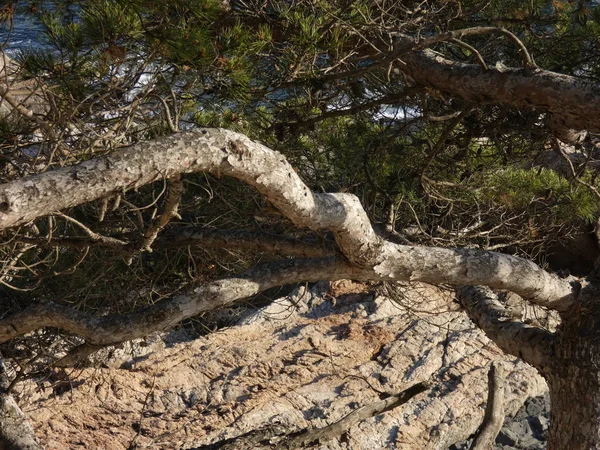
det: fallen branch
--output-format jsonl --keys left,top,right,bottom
{"left": 469, "top": 362, "right": 506, "bottom": 450}
{"left": 279, "top": 382, "right": 430, "bottom": 449}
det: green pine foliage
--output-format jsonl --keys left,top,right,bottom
{"left": 2, "top": 0, "right": 600, "bottom": 318}
{"left": 485, "top": 168, "right": 599, "bottom": 222}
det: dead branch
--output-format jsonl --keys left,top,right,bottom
{"left": 469, "top": 361, "right": 506, "bottom": 450}
{"left": 279, "top": 382, "right": 430, "bottom": 449}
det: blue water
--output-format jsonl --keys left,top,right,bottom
{"left": 0, "top": 4, "right": 61, "bottom": 56}
{"left": 1, "top": 20, "right": 46, "bottom": 55}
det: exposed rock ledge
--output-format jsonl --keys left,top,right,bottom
{"left": 16, "top": 281, "right": 546, "bottom": 449}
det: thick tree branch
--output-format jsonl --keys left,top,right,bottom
{"left": 0, "top": 129, "right": 383, "bottom": 267}
{"left": 0, "top": 252, "right": 575, "bottom": 348}
{"left": 155, "top": 228, "right": 336, "bottom": 258}
{"left": 0, "top": 257, "right": 363, "bottom": 345}
{"left": 0, "top": 129, "right": 578, "bottom": 310}
{"left": 398, "top": 49, "right": 600, "bottom": 135}
{"left": 457, "top": 286, "right": 555, "bottom": 369}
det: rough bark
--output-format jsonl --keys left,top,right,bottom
{"left": 154, "top": 228, "right": 336, "bottom": 258}
{"left": 0, "top": 250, "right": 575, "bottom": 346}
{"left": 398, "top": 48, "right": 600, "bottom": 135}
{"left": 0, "top": 128, "right": 581, "bottom": 348}
{"left": 0, "top": 128, "right": 578, "bottom": 311}
{"left": 0, "top": 359, "right": 44, "bottom": 450}
{"left": 0, "top": 257, "right": 363, "bottom": 345}
{"left": 458, "top": 286, "right": 556, "bottom": 369}
{"left": 544, "top": 282, "right": 600, "bottom": 450}
{"left": 0, "top": 392, "right": 45, "bottom": 450}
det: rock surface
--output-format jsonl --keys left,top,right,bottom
{"left": 16, "top": 281, "right": 547, "bottom": 449}
{"left": 450, "top": 393, "right": 550, "bottom": 450}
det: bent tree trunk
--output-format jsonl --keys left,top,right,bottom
{"left": 547, "top": 283, "right": 600, "bottom": 450}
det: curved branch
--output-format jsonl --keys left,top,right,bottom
{"left": 420, "top": 27, "right": 535, "bottom": 68}
{"left": 0, "top": 257, "right": 363, "bottom": 345}
{"left": 457, "top": 285, "right": 555, "bottom": 369}
{"left": 0, "top": 128, "right": 578, "bottom": 310}
{"left": 0, "top": 250, "right": 576, "bottom": 347}
{"left": 0, "top": 129, "right": 383, "bottom": 267}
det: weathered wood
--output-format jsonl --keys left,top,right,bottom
{"left": 0, "top": 129, "right": 578, "bottom": 311}
{"left": 469, "top": 362, "right": 506, "bottom": 450}
{"left": 458, "top": 286, "right": 556, "bottom": 369}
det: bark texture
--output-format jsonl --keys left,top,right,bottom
{"left": 0, "top": 128, "right": 577, "bottom": 312}
{"left": 458, "top": 286, "right": 555, "bottom": 370}
{"left": 0, "top": 250, "right": 576, "bottom": 346}
{"left": 545, "top": 282, "right": 600, "bottom": 450}
{"left": 399, "top": 48, "right": 600, "bottom": 135}
{"left": 0, "top": 392, "right": 45, "bottom": 450}
{"left": 0, "top": 360, "right": 44, "bottom": 450}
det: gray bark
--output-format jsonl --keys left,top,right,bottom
{"left": 0, "top": 252, "right": 575, "bottom": 346}
{"left": 0, "top": 359, "right": 44, "bottom": 450}
{"left": 0, "top": 128, "right": 581, "bottom": 347}
{"left": 0, "top": 393, "right": 45, "bottom": 450}
{"left": 458, "top": 286, "right": 556, "bottom": 369}
{"left": 0, "top": 129, "right": 577, "bottom": 310}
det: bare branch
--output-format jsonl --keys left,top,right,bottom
{"left": 399, "top": 49, "right": 599, "bottom": 134}
{"left": 135, "top": 176, "right": 184, "bottom": 253}
{"left": 469, "top": 362, "right": 506, "bottom": 450}
{"left": 54, "top": 212, "right": 128, "bottom": 248}
{"left": 0, "top": 129, "right": 578, "bottom": 310}
{"left": 457, "top": 286, "right": 555, "bottom": 369}
{"left": 0, "top": 129, "right": 384, "bottom": 267}
{"left": 155, "top": 228, "right": 336, "bottom": 258}
{"left": 0, "top": 257, "right": 363, "bottom": 345}
{"left": 278, "top": 382, "right": 429, "bottom": 449}
{"left": 416, "top": 27, "right": 535, "bottom": 68}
